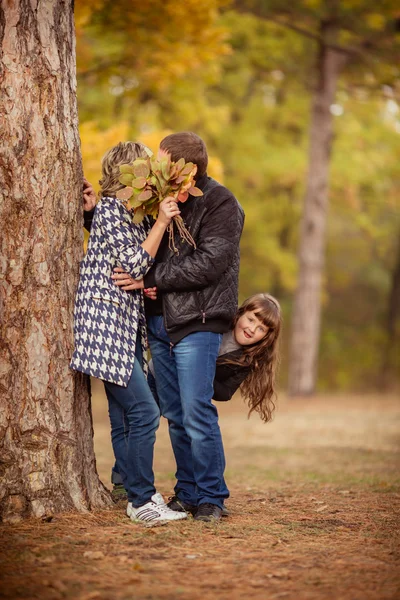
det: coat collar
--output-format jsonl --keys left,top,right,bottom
{"left": 195, "top": 173, "right": 208, "bottom": 191}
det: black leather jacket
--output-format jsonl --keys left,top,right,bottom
{"left": 144, "top": 174, "right": 245, "bottom": 343}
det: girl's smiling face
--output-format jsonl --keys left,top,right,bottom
{"left": 234, "top": 310, "right": 269, "bottom": 346}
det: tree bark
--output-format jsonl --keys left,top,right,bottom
{"left": 288, "top": 24, "right": 346, "bottom": 396}
{"left": 0, "top": 0, "right": 111, "bottom": 522}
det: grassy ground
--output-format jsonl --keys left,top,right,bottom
{"left": 1, "top": 385, "right": 399, "bottom": 600}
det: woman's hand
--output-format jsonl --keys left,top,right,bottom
{"left": 112, "top": 267, "right": 144, "bottom": 291}
{"left": 157, "top": 197, "right": 180, "bottom": 226}
{"left": 83, "top": 177, "right": 97, "bottom": 211}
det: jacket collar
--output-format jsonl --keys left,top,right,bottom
{"left": 195, "top": 173, "right": 208, "bottom": 191}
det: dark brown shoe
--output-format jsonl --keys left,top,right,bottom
{"left": 167, "top": 495, "right": 197, "bottom": 516}
{"left": 194, "top": 503, "right": 222, "bottom": 522}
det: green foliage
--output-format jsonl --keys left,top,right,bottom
{"left": 76, "top": 1, "right": 400, "bottom": 391}
{"left": 75, "top": 0, "right": 230, "bottom": 126}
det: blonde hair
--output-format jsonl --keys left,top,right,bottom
{"left": 99, "top": 141, "right": 151, "bottom": 198}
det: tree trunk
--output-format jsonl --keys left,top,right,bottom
{"left": 0, "top": 0, "right": 111, "bottom": 522}
{"left": 381, "top": 233, "right": 400, "bottom": 388}
{"left": 288, "top": 25, "right": 345, "bottom": 396}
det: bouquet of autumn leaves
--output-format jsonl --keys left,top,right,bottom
{"left": 116, "top": 150, "right": 203, "bottom": 253}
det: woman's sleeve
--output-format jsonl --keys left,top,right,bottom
{"left": 96, "top": 199, "right": 155, "bottom": 279}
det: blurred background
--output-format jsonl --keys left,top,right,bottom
{"left": 75, "top": 1, "right": 400, "bottom": 395}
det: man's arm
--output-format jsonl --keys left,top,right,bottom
{"left": 84, "top": 209, "right": 95, "bottom": 232}
{"left": 144, "top": 192, "right": 244, "bottom": 292}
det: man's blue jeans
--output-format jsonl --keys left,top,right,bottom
{"left": 147, "top": 315, "right": 229, "bottom": 509}
{"left": 103, "top": 338, "right": 160, "bottom": 507}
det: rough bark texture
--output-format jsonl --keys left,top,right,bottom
{"left": 0, "top": 0, "right": 111, "bottom": 522}
{"left": 288, "top": 24, "right": 346, "bottom": 396}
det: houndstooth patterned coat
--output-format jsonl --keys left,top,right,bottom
{"left": 70, "top": 196, "right": 154, "bottom": 386}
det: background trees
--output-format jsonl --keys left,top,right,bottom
{"left": 76, "top": 0, "right": 400, "bottom": 394}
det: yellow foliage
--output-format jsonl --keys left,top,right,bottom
{"left": 74, "top": 1, "right": 105, "bottom": 29}
{"left": 365, "top": 13, "right": 386, "bottom": 30}
{"left": 80, "top": 121, "right": 130, "bottom": 194}
{"left": 76, "top": 0, "right": 230, "bottom": 91}
{"left": 207, "top": 156, "right": 224, "bottom": 183}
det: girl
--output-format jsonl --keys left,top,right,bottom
{"left": 71, "top": 141, "right": 186, "bottom": 524}
{"left": 213, "top": 292, "right": 281, "bottom": 421}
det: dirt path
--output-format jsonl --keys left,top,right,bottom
{"left": 1, "top": 391, "right": 399, "bottom": 600}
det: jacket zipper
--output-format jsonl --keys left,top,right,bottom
{"left": 161, "top": 295, "right": 174, "bottom": 354}
{"left": 202, "top": 311, "right": 206, "bottom": 324}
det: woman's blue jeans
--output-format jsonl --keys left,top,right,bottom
{"left": 103, "top": 338, "right": 160, "bottom": 508}
{"left": 147, "top": 315, "right": 229, "bottom": 509}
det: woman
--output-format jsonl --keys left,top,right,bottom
{"left": 71, "top": 141, "right": 185, "bottom": 524}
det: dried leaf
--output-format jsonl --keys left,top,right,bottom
{"left": 138, "top": 189, "right": 153, "bottom": 202}
{"left": 148, "top": 206, "right": 159, "bottom": 218}
{"left": 83, "top": 551, "right": 104, "bottom": 560}
{"left": 116, "top": 187, "right": 133, "bottom": 201}
{"left": 132, "top": 208, "right": 145, "bottom": 223}
{"left": 133, "top": 161, "right": 150, "bottom": 178}
{"left": 175, "top": 157, "right": 185, "bottom": 171}
{"left": 80, "top": 592, "right": 102, "bottom": 600}
{"left": 120, "top": 164, "right": 135, "bottom": 174}
{"left": 188, "top": 186, "right": 203, "bottom": 197}
{"left": 132, "top": 177, "right": 147, "bottom": 189}
{"left": 178, "top": 191, "right": 189, "bottom": 203}
{"left": 119, "top": 174, "right": 134, "bottom": 186}
{"left": 181, "top": 162, "right": 194, "bottom": 175}
{"left": 156, "top": 148, "right": 170, "bottom": 162}
{"left": 161, "top": 159, "right": 171, "bottom": 180}
{"left": 127, "top": 197, "right": 144, "bottom": 210}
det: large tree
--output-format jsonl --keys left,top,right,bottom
{"left": 0, "top": 0, "right": 110, "bottom": 522}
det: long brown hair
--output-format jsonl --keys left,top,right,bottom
{"left": 223, "top": 293, "right": 282, "bottom": 423}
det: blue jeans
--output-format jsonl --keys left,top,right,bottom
{"left": 147, "top": 315, "right": 229, "bottom": 509}
{"left": 103, "top": 338, "right": 160, "bottom": 507}
{"left": 111, "top": 369, "right": 160, "bottom": 488}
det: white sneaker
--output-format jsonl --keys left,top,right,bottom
{"left": 127, "top": 492, "right": 187, "bottom": 523}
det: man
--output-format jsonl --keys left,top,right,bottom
{"left": 112, "top": 132, "right": 244, "bottom": 521}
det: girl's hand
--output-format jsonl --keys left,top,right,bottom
{"left": 112, "top": 267, "right": 144, "bottom": 291}
{"left": 157, "top": 197, "right": 180, "bottom": 226}
{"left": 144, "top": 286, "right": 158, "bottom": 300}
